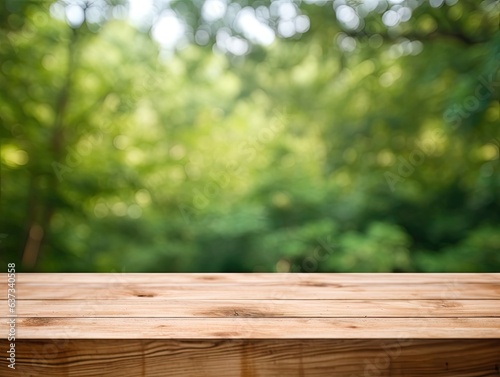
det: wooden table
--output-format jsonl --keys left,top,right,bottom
{"left": 1, "top": 273, "right": 500, "bottom": 376}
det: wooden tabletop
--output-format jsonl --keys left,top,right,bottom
{"left": 1, "top": 273, "right": 499, "bottom": 339}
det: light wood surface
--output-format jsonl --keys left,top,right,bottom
{"left": 3, "top": 317, "right": 499, "bottom": 339}
{"left": 8, "top": 284, "right": 500, "bottom": 299}
{"left": 1, "top": 273, "right": 499, "bottom": 376}
{"left": 7, "top": 299, "right": 500, "bottom": 317}
{"left": 1, "top": 339, "right": 499, "bottom": 377}
{"left": 5, "top": 275, "right": 500, "bottom": 299}
{"left": 3, "top": 272, "right": 499, "bottom": 284}
{"left": 1, "top": 273, "right": 499, "bottom": 338}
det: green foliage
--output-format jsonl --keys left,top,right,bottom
{"left": 0, "top": 0, "right": 499, "bottom": 272}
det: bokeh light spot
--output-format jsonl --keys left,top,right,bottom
{"left": 112, "top": 202, "right": 128, "bottom": 217}
{"left": 480, "top": 144, "right": 499, "bottom": 161}
{"left": 113, "top": 135, "right": 129, "bottom": 150}
{"left": 128, "top": 204, "right": 142, "bottom": 219}
{"left": 202, "top": 0, "right": 227, "bottom": 22}
{"left": 65, "top": 4, "right": 85, "bottom": 28}
{"left": 382, "top": 10, "right": 400, "bottom": 27}
{"left": 170, "top": 144, "right": 186, "bottom": 160}
{"left": 1, "top": 146, "right": 29, "bottom": 167}
{"left": 135, "top": 189, "right": 151, "bottom": 206}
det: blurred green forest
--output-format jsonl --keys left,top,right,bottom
{"left": 0, "top": 0, "right": 499, "bottom": 272}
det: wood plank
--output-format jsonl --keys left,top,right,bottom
{"left": 10, "top": 281, "right": 500, "bottom": 299}
{"left": 2, "top": 299, "right": 499, "bottom": 318}
{"left": 1, "top": 273, "right": 499, "bottom": 375}
{"left": 4, "top": 272, "right": 499, "bottom": 284}
{"left": 1, "top": 339, "right": 499, "bottom": 377}
{"left": 3, "top": 317, "right": 500, "bottom": 339}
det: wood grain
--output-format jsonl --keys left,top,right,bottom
{"left": 8, "top": 281, "right": 500, "bottom": 300}
{"left": 1, "top": 317, "right": 499, "bottom": 339}
{"left": 0, "top": 339, "right": 499, "bottom": 377}
{"left": 2, "top": 299, "right": 499, "bottom": 318}
{"left": 3, "top": 272, "right": 499, "bottom": 284}
{"left": 1, "top": 273, "right": 499, "bottom": 376}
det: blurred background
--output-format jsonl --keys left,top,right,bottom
{"left": 0, "top": 0, "right": 498, "bottom": 272}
